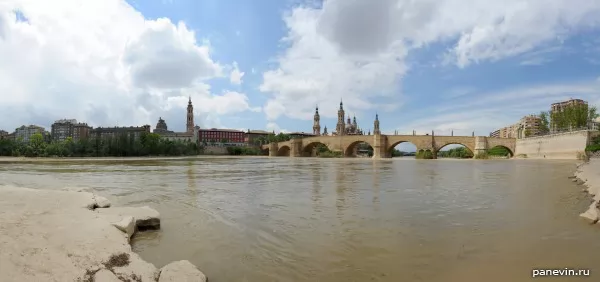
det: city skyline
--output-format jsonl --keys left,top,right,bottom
{"left": 1, "top": 0, "right": 600, "bottom": 141}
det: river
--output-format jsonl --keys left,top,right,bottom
{"left": 1, "top": 157, "right": 599, "bottom": 282}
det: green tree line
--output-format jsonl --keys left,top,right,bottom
{"left": 437, "top": 147, "right": 473, "bottom": 158}
{"left": 538, "top": 103, "right": 598, "bottom": 133}
{"left": 249, "top": 133, "right": 292, "bottom": 146}
{"left": 0, "top": 132, "right": 200, "bottom": 157}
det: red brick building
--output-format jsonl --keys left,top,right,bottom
{"left": 199, "top": 128, "right": 245, "bottom": 145}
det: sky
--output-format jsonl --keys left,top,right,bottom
{"left": 1, "top": 0, "right": 600, "bottom": 152}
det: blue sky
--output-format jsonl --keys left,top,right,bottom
{"left": 1, "top": 0, "right": 600, "bottom": 152}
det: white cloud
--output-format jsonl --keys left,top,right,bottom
{"left": 229, "top": 61, "right": 245, "bottom": 85}
{"left": 0, "top": 0, "right": 254, "bottom": 131}
{"left": 261, "top": 0, "right": 600, "bottom": 122}
{"left": 260, "top": 5, "right": 407, "bottom": 122}
{"left": 266, "top": 122, "right": 287, "bottom": 133}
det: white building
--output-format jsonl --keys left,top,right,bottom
{"left": 14, "top": 125, "right": 47, "bottom": 143}
{"left": 592, "top": 117, "right": 600, "bottom": 131}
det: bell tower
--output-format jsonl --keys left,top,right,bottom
{"left": 186, "top": 96, "right": 194, "bottom": 133}
{"left": 313, "top": 106, "right": 321, "bottom": 136}
{"left": 336, "top": 99, "right": 345, "bottom": 136}
{"left": 373, "top": 113, "right": 381, "bottom": 135}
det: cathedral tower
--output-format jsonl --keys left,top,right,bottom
{"left": 186, "top": 96, "right": 194, "bottom": 134}
{"left": 336, "top": 100, "right": 345, "bottom": 136}
{"left": 313, "top": 106, "right": 321, "bottom": 136}
{"left": 373, "top": 113, "right": 381, "bottom": 135}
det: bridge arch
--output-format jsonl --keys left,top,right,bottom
{"left": 387, "top": 141, "right": 418, "bottom": 158}
{"left": 277, "top": 145, "right": 291, "bottom": 156}
{"left": 302, "top": 141, "right": 332, "bottom": 157}
{"left": 344, "top": 140, "right": 374, "bottom": 157}
{"left": 487, "top": 145, "right": 514, "bottom": 157}
{"left": 435, "top": 143, "right": 473, "bottom": 158}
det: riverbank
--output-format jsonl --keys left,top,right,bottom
{"left": 576, "top": 159, "right": 600, "bottom": 224}
{"left": 0, "top": 185, "right": 207, "bottom": 282}
{"left": 0, "top": 155, "right": 270, "bottom": 163}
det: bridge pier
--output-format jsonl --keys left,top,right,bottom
{"left": 473, "top": 136, "right": 488, "bottom": 158}
{"left": 268, "top": 143, "right": 278, "bottom": 157}
{"left": 290, "top": 138, "right": 303, "bottom": 157}
{"left": 371, "top": 134, "right": 389, "bottom": 159}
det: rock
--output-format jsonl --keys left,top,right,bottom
{"left": 568, "top": 175, "right": 577, "bottom": 179}
{"left": 572, "top": 178, "right": 578, "bottom": 182}
{"left": 159, "top": 260, "right": 207, "bottom": 282}
{"left": 98, "top": 206, "right": 160, "bottom": 229}
{"left": 99, "top": 215, "right": 136, "bottom": 240}
{"left": 580, "top": 203, "right": 600, "bottom": 224}
{"left": 109, "top": 252, "right": 159, "bottom": 282}
{"left": 95, "top": 196, "right": 112, "bottom": 208}
{"left": 94, "top": 269, "right": 121, "bottom": 282}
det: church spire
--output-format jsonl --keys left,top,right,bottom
{"left": 313, "top": 105, "right": 321, "bottom": 136}
{"left": 373, "top": 112, "right": 381, "bottom": 135}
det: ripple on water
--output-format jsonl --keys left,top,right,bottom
{"left": 2, "top": 158, "right": 599, "bottom": 282}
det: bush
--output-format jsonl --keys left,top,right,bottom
{"left": 318, "top": 151, "right": 343, "bottom": 158}
{"left": 474, "top": 152, "right": 490, "bottom": 159}
{"left": 585, "top": 144, "right": 600, "bottom": 152}
{"left": 226, "top": 146, "right": 264, "bottom": 156}
{"left": 415, "top": 150, "right": 434, "bottom": 159}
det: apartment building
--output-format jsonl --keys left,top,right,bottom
{"left": 489, "top": 129, "right": 500, "bottom": 138}
{"left": 90, "top": 125, "right": 151, "bottom": 140}
{"left": 550, "top": 98, "right": 589, "bottom": 132}
{"left": 518, "top": 115, "right": 542, "bottom": 136}
{"left": 550, "top": 98, "right": 587, "bottom": 113}
{"left": 14, "top": 125, "right": 47, "bottom": 143}
{"left": 51, "top": 119, "right": 92, "bottom": 142}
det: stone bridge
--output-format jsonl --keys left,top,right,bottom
{"left": 261, "top": 134, "right": 516, "bottom": 159}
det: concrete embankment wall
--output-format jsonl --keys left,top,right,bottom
{"left": 515, "top": 130, "right": 592, "bottom": 159}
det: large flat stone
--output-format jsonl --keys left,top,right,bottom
{"left": 0, "top": 186, "right": 159, "bottom": 282}
{"left": 97, "top": 206, "right": 161, "bottom": 229}
{"left": 579, "top": 203, "right": 600, "bottom": 224}
{"left": 159, "top": 260, "right": 207, "bottom": 282}
{"left": 99, "top": 214, "right": 136, "bottom": 240}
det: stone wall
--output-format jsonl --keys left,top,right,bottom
{"left": 515, "top": 130, "right": 592, "bottom": 159}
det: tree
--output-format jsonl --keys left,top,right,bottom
{"left": 538, "top": 111, "right": 550, "bottom": 134}
{"left": 589, "top": 105, "right": 599, "bottom": 124}
{"left": 524, "top": 128, "right": 531, "bottom": 137}
{"left": 550, "top": 103, "right": 595, "bottom": 131}
{"left": 0, "top": 133, "right": 201, "bottom": 158}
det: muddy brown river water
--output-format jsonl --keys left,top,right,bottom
{"left": 1, "top": 157, "right": 598, "bottom": 282}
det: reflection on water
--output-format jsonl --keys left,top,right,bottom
{"left": 1, "top": 157, "right": 600, "bottom": 282}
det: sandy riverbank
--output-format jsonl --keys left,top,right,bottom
{"left": 0, "top": 185, "right": 207, "bottom": 282}
{"left": 575, "top": 159, "right": 600, "bottom": 224}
